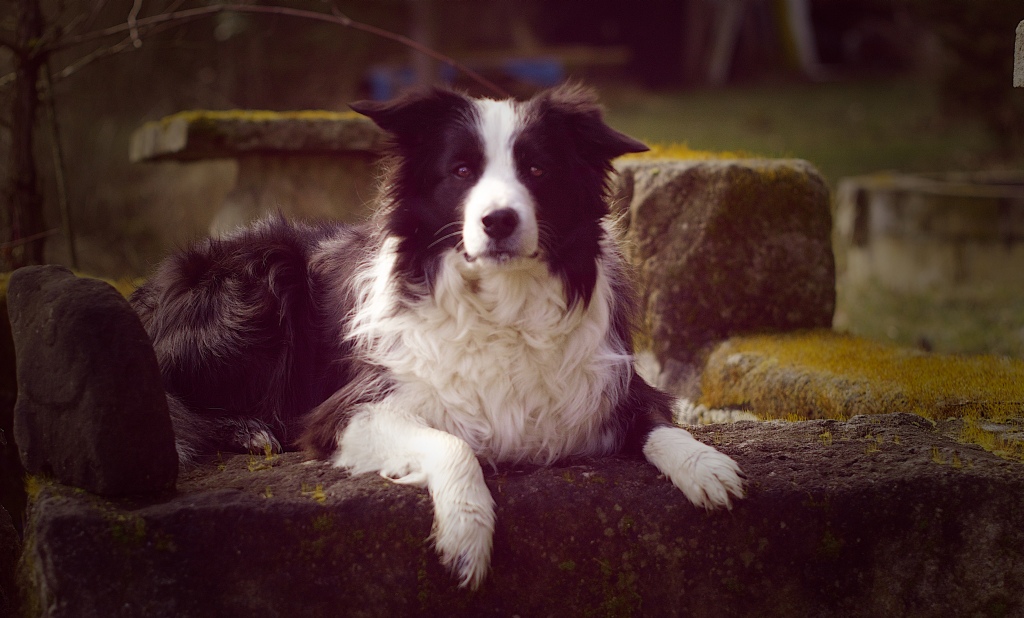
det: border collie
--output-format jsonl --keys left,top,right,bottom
{"left": 130, "top": 83, "right": 745, "bottom": 589}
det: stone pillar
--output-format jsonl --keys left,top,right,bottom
{"left": 614, "top": 158, "right": 835, "bottom": 390}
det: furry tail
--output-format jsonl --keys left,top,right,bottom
{"left": 129, "top": 217, "right": 338, "bottom": 465}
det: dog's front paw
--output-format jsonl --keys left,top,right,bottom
{"left": 643, "top": 425, "right": 745, "bottom": 510}
{"left": 233, "top": 419, "right": 282, "bottom": 455}
{"left": 428, "top": 461, "right": 496, "bottom": 589}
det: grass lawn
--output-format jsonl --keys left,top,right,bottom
{"left": 600, "top": 77, "right": 1021, "bottom": 186}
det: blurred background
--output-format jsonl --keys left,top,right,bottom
{"left": 1, "top": 0, "right": 1023, "bottom": 356}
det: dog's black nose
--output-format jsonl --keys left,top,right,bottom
{"left": 482, "top": 208, "right": 519, "bottom": 240}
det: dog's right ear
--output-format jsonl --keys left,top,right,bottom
{"left": 350, "top": 87, "right": 472, "bottom": 144}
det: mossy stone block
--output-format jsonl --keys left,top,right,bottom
{"left": 614, "top": 158, "right": 835, "bottom": 366}
{"left": 8, "top": 265, "right": 177, "bottom": 496}
{"left": 129, "top": 110, "right": 384, "bottom": 162}
{"left": 700, "top": 330, "right": 1024, "bottom": 459}
{"left": 19, "top": 417, "right": 1024, "bottom": 617}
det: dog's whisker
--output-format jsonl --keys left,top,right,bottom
{"left": 427, "top": 230, "right": 463, "bottom": 250}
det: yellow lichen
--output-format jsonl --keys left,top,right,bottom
{"left": 301, "top": 482, "right": 327, "bottom": 504}
{"left": 959, "top": 417, "right": 1024, "bottom": 462}
{"left": 700, "top": 330, "right": 1024, "bottom": 460}
{"left": 159, "top": 109, "right": 365, "bottom": 128}
{"left": 1, "top": 270, "right": 138, "bottom": 299}
{"left": 24, "top": 475, "right": 45, "bottom": 500}
{"left": 701, "top": 330, "right": 1024, "bottom": 423}
{"left": 619, "top": 142, "right": 757, "bottom": 161}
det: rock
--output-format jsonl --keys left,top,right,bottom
{"left": 1015, "top": 20, "right": 1023, "bottom": 88}
{"left": 8, "top": 266, "right": 177, "bottom": 496}
{"left": 18, "top": 414, "right": 1024, "bottom": 617}
{"left": 128, "top": 110, "right": 385, "bottom": 162}
{"left": 699, "top": 331, "right": 1024, "bottom": 459}
{"left": 1, "top": 273, "right": 26, "bottom": 535}
{"left": 1, "top": 505, "right": 19, "bottom": 617}
{"left": 130, "top": 110, "right": 387, "bottom": 235}
{"left": 700, "top": 330, "right": 1024, "bottom": 418}
{"left": 832, "top": 171, "right": 1024, "bottom": 356}
{"left": 614, "top": 158, "right": 835, "bottom": 370}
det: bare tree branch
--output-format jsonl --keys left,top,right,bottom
{"left": 0, "top": 229, "right": 59, "bottom": 251}
{"left": 127, "top": 0, "right": 144, "bottom": 49}
{"left": 40, "top": 62, "right": 78, "bottom": 269}
{"left": 51, "top": 35, "right": 136, "bottom": 81}
{"left": 49, "top": 3, "right": 510, "bottom": 98}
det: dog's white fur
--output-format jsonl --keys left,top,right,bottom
{"left": 462, "top": 99, "right": 540, "bottom": 260}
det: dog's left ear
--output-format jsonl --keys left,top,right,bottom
{"left": 531, "top": 83, "right": 649, "bottom": 161}
{"left": 350, "top": 87, "right": 471, "bottom": 146}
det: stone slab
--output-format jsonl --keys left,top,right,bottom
{"left": 129, "top": 110, "right": 386, "bottom": 162}
{"left": 19, "top": 414, "right": 1024, "bottom": 617}
{"left": 701, "top": 331, "right": 1024, "bottom": 419}
{"left": 699, "top": 331, "right": 1024, "bottom": 460}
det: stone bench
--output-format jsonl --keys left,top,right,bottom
{"left": 130, "top": 110, "right": 386, "bottom": 236}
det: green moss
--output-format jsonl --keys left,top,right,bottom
{"left": 702, "top": 330, "right": 1024, "bottom": 460}
{"left": 959, "top": 418, "right": 1024, "bottom": 462}
{"left": 159, "top": 109, "right": 364, "bottom": 128}
{"left": 300, "top": 482, "right": 327, "bottom": 504}
{"left": 109, "top": 513, "right": 147, "bottom": 547}
{"left": 312, "top": 513, "right": 334, "bottom": 533}
{"left": 702, "top": 330, "right": 1024, "bottom": 422}
{"left": 592, "top": 556, "right": 642, "bottom": 618}
{"left": 818, "top": 529, "right": 844, "bottom": 560}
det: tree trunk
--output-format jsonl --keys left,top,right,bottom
{"left": 3, "top": 0, "right": 46, "bottom": 270}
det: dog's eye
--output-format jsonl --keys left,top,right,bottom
{"left": 453, "top": 165, "right": 472, "bottom": 179}
{"left": 529, "top": 166, "right": 545, "bottom": 178}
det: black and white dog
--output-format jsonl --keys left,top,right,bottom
{"left": 130, "top": 83, "right": 744, "bottom": 588}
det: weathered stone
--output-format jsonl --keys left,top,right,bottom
{"left": 1015, "top": 20, "right": 1024, "bottom": 88}
{"left": 699, "top": 331, "right": 1024, "bottom": 458}
{"left": 0, "top": 506, "right": 19, "bottom": 618}
{"left": 614, "top": 158, "right": 835, "bottom": 368}
{"left": 131, "top": 110, "right": 387, "bottom": 235}
{"left": 129, "top": 110, "right": 385, "bottom": 162}
{"left": 830, "top": 138, "right": 1024, "bottom": 357}
{"left": 1, "top": 273, "right": 25, "bottom": 535}
{"left": 8, "top": 266, "right": 177, "bottom": 496}
{"left": 19, "top": 414, "right": 1024, "bottom": 617}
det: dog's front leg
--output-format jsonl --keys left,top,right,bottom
{"left": 624, "top": 374, "right": 746, "bottom": 510}
{"left": 332, "top": 404, "right": 495, "bottom": 589}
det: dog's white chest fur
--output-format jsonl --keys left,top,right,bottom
{"left": 350, "top": 246, "right": 629, "bottom": 464}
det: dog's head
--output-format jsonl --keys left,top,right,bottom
{"left": 351, "top": 83, "right": 647, "bottom": 306}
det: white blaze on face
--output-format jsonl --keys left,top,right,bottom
{"left": 461, "top": 99, "right": 539, "bottom": 262}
